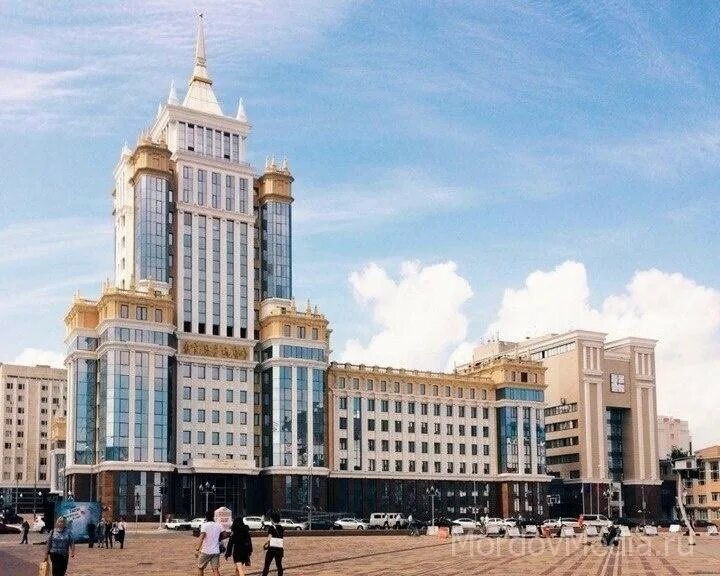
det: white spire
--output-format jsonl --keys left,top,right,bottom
{"left": 236, "top": 98, "right": 247, "bottom": 122}
{"left": 281, "top": 156, "right": 289, "bottom": 170}
{"left": 168, "top": 79, "right": 179, "bottom": 105}
{"left": 265, "top": 155, "right": 271, "bottom": 169}
{"left": 156, "top": 102, "right": 163, "bottom": 118}
{"left": 183, "top": 14, "right": 222, "bottom": 115}
{"left": 121, "top": 141, "right": 131, "bottom": 156}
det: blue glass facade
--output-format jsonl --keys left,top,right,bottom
{"left": 497, "top": 406, "right": 518, "bottom": 473}
{"left": 134, "top": 352, "right": 149, "bottom": 461}
{"left": 260, "top": 201, "right": 292, "bottom": 299}
{"left": 73, "top": 359, "right": 97, "bottom": 464}
{"left": 104, "top": 350, "right": 130, "bottom": 461}
{"left": 496, "top": 387, "right": 544, "bottom": 402}
{"left": 134, "top": 174, "right": 170, "bottom": 283}
{"left": 535, "top": 408, "right": 546, "bottom": 474}
{"left": 605, "top": 408, "right": 624, "bottom": 481}
{"left": 297, "top": 367, "right": 308, "bottom": 466}
{"left": 153, "top": 354, "right": 169, "bottom": 462}
{"left": 312, "top": 369, "right": 325, "bottom": 467}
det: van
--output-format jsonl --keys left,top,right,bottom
{"left": 369, "top": 512, "right": 409, "bottom": 529}
{"left": 582, "top": 514, "right": 612, "bottom": 529}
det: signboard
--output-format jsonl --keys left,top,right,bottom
{"left": 54, "top": 501, "right": 101, "bottom": 542}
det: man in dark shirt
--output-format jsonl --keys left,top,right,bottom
{"left": 20, "top": 519, "right": 30, "bottom": 544}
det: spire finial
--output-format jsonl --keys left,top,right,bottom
{"left": 168, "top": 79, "right": 179, "bottom": 104}
{"left": 282, "top": 156, "right": 289, "bottom": 171}
{"left": 195, "top": 13, "right": 206, "bottom": 65}
{"left": 236, "top": 98, "right": 247, "bottom": 122}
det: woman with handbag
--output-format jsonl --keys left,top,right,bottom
{"left": 225, "top": 517, "right": 253, "bottom": 576}
{"left": 43, "top": 517, "right": 75, "bottom": 576}
{"left": 261, "top": 511, "right": 284, "bottom": 576}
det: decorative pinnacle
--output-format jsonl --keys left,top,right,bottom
{"left": 168, "top": 79, "right": 179, "bottom": 104}
{"left": 236, "top": 98, "right": 247, "bottom": 122}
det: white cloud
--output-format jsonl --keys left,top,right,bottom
{"left": 340, "top": 261, "right": 473, "bottom": 371}
{"left": 12, "top": 348, "right": 65, "bottom": 369}
{"left": 473, "top": 261, "right": 720, "bottom": 448}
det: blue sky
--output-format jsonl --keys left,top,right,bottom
{"left": 1, "top": 1, "right": 719, "bottom": 444}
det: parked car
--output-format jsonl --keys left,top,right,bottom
{"left": 279, "top": 518, "right": 308, "bottom": 531}
{"left": 692, "top": 519, "right": 716, "bottom": 529}
{"left": 581, "top": 514, "right": 612, "bottom": 529}
{"left": 452, "top": 518, "right": 479, "bottom": 530}
{"left": 368, "top": 512, "right": 409, "bottom": 529}
{"left": 503, "top": 518, "right": 518, "bottom": 528}
{"left": 307, "top": 519, "right": 336, "bottom": 530}
{"left": 333, "top": 518, "right": 370, "bottom": 530}
{"left": 615, "top": 517, "right": 643, "bottom": 530}
{"left": 482, "top": 517, "right": 505, "bottom": 527}
{"left": 0, "top": 523, "right": 22, "bottom": 534}
{"left": 189, "top": 517, "right": 206, "bottom": 530}
{"left": 164, "top": 518, "right": 191, "bottom": 530}
{"left": 243, "top": 516, "right": 266, "bottom": 530}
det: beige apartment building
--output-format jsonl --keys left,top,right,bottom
{"left": 685, "top": 445, "right": 720, "bottom": 523}
{"left": 0, "top": 363, "right": 67, "bottom": 512}
{"left": 468, "top": 331, "right": 660, "bottom": 519}
{"left": 657, "top": 416, "right": 691, "bottom": 459}
{"left": 327, "top": 356, "right": 552, "bottom": 519}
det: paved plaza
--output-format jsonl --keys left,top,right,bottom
{"left": 1, "top": 531, "right": 720, "bottom": 576}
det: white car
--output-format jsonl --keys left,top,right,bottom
{"left": 453, "top": 518, "right": 479, "bottom": 530}
{"left": 243, "top": 516, "right": 265, "bottom": 530}
{"left": 279, "top": 518, "right": 308, "bottom": 531}
{"left": 190, "top": 517, "right": 206, "bottom": 530}
{"left": 503, "top": 518, "right": 518, "bottom": 528}
{"left": 333, "top": 518, "right": 369, "bottom": 530}
{"left": 164, "top": 518, "right": 191, "bottom": 530}
{"left": 368, "top": 512, "right": 409, "bottom": 529}
{"left": 581, "top": 514, "right": 612, "bottom": 529}
{"left": 31, "top": 518, "right": 46, "bottom": 533}
{"left": 482, "top": 517, "right": 505, "bottom": 527}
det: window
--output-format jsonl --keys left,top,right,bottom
{"left": 154, "top": 309, "right": 163, "bottom": 322}
{"left": 226, "top": 389, "right": 233, "bottom": 402}
{"left": 226, "top": 433, "right": 233, "bottom": 446}
{"left": 183, "top": 386, "right": 191, "bottom": 400}
{"left": 297, "top": 326, "right": 306, "bottom": 338}
{"left": 283, "top": 325, "right": 291, "bottom": 337}
{"left": 212, "top": 366, "right": 220, "bottom": 380}
{"left": 198, "top": 388, "right": 206, "bottom": 401}
{"left": 226, "top": 411, "right": 234, "bottom": 424}
{"left": 197, "top": 409, "right": 206, "bottom": 423}
{"left": 212, "top": 432, "right": 220, "bottom": 445}
{"left": 120, "top": 304, "right": 129, "bottom": 318}
{"left": 339, "top": 397, "right": 348, "bottom": 409}
{"left": 212, "top": 410, "right": 220, "bottom": 423}
{"left": 182, "top": 409, "right": 191, "bottom": 422}
{"left": 339, "top": 417, "right": 347, "bottom": 430}
{"left": 136, "top": 306, "right": 147, "bottom": 320}
{"left": 312, "top": 328, "right": 319, "bottom": 340}
{"left": 212, "top": 388, "right": 220, "bottom": 401}
{"left": 182, "top": 430, "right": 191, "bottom": 443}
{"left": 198, "top": 431, "right": 206, "bottom": 444}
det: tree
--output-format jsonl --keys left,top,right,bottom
{"left": 670, "top": 446, "right": 690, "bottom": 460}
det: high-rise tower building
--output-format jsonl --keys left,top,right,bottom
{"left": 64, "top": 17, "right": 331, "bottom": 518}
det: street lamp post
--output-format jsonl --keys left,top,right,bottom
{"left": 426, "top": 485, "right": 440, "bottom": 527}
{"left": 472, "top": 481, "right": 478, "bottom": 524}
{"left": 198, "top": 481, "right": 216, "bottom": 515}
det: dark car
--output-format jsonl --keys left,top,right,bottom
{"left": 692, "top": 519, "right": 716, "bottom": 528}
{"left": 615, "top": 517, "right": 643, "bottom": 529}
{"left": 307, "top": 519, "right": 336, "bottom": 530}
{"left": 0, "top": 523, "right": 21, "bottom": 535}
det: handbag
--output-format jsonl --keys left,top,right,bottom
{"left": 38, "top": 561, "right": 49, "bottom": 576}
{"left": 268, "top": 537, "right": 284, "bottom": 549}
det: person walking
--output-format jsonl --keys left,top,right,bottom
{"left": 104, "top": 517, "right": 114, "bottom": 549}
{"left": 261, "top": 511, "right": 285, "bottom": 576}
{"left": 225, "top": 517, "right": 253, "bottom": 576}
{"left": 44, "top": 517, "right": 75, "bottom": 576}
{"left": 195, "top": 510, "right": 223, "bottom": 576}
{"left": 116, "top": 517, "right": 127, "bottom": 549}
{"left": 20, "top": 519, "right": 30, "bottom": 544}
{"left": 86, "top": 520, "right": 96, "bottom": 548}
{"left": 96, "top": 519, "right": 105, "bottom": 548}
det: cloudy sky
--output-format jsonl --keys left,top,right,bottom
{"left": 1, "top": 1, "right": 719, "bottom": 445}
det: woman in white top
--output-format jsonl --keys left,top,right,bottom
{"left": 116, "top": 516, "right": 127, "bottom": 549}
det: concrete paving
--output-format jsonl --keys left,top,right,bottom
{"left": 1, "top": 531, "right": 719, "bottom": 575}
